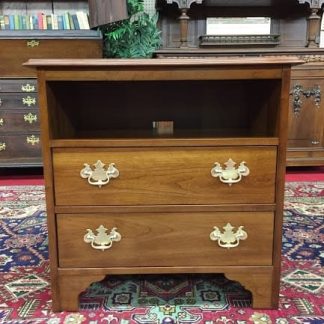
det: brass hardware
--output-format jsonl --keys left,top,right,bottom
{"left": 80, "top": 160, "right": 119, "bottom": 188}
{"left": 22, "top": 96, "right": 36, "bottom": 107}
{"left": 27, "top": 40, "right": 40, "bottom": 47}
{"left": 26, "top": 135, "right": 40, "bottom": 145}
{"left": 211, "top": 158, "right": 250, "bottom": 186}
{"left": 311, "top": 140, "right": 320, "bottom": 145}
{"left": 0, "top": 118, "right": 3, "bottom": 126}
{"left": 24, "top": 113, "right": 37, "bottom": 124}
{"left": 84, "top": 225, "right": 121, "bottom": 251}
{"left": 291, "top": 84, "right": 321, "bottom": 114}
{"left": 21, "top": 84, "right": 36, "bottom": 92}
{"left": 0, "top": 142, "right": 6, "bottom": 151}
{"left": 210, "top": 223, "right": 248, "bottom": 249}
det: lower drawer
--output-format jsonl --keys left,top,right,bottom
{"left": 0, "top": 133, "right": 41, "bottom": 159}
{"left": 57, "top": 211, "right": 274, "bottom": 268}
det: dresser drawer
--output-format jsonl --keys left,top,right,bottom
{"left": 0, "top": 93, "right": 38, "bottom": 109}
{"left": 53, "top": 147, "right": 277, "bottom": 206}
{"left": 0, "top": 110, "right": 39, "bottom": 132}
{"left": 0, "top": 134, "right": 41, "bottom": 159}
{"left": 57, "top": 211, "right": 274, "bottom": 268}
{"left": 0, "top": 79, "right": 37, "bottom": 93}
{"left": 0, "top": 39, "right": 102, "bottom": 77}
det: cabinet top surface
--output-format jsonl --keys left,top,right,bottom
{"left": 24, "top": 56, "right": 303, "bottom": 69}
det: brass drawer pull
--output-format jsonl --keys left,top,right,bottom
{"left": 210, "top": 223, "right": 248, "bottom": 249}
{"left": 84, "top": 225, "right": 121, "bottom": 251}
{"left": 26, "top": 135, "right": 40, "bottom": 145}
{"left": 0, "top": 142, "right": 6, "bottom": 151}
{"left": 80, "top": 160, "right": 119, "bottom": 188}
{"left": 0, "top": 118, "right": 3, "bottom": 126}
{"left": 211, "top": 158, "right": 250, "bottom": 186}
{"left": 27, "top": 40, "right": 40, "bottom": 47}
{"left": 21, "top": 84, "right": 36, "bottom": 92}
{"left": 24, "top": 113, "right": 38, "bottom": 124}
{"left": 22, "top": 96, "right": 36, "bottom": 107}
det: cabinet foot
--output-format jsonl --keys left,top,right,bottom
{"left": 56, "top": 273, "right": 106, "bottom": 312}
{"left": 225, "top": 269, "right": 274, "bottom": 309}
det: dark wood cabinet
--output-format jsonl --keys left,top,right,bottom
{"left": 155, "top": 0, "right": 324, "bottom": 166}
{"left": 0, "top": 1, "right": 103, "bottom": 168}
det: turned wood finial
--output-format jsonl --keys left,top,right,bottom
{"left": 298, "top": 0, "right": 324, "bottom": 47}
{"left": 166, "top": 0, "right": 203, "bottom": 48}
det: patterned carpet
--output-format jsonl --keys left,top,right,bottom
{"left": 0, "top": 182, "right": 323, "bottom": 324}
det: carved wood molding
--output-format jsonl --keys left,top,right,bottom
{"left": 300, "top": 54, "right": 324, "bottom": 61}
{"left": 166, "top": 0, "right": 203, "bottom": 9}
{"left": 298, "top": 0, "right": 324, "bottom": 9}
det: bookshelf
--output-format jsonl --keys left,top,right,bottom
{"left": 0, "top": 1, "right": 103, "bottom": 168}
{"left": 0, "top": 1, "right": 90, "bottom": 30}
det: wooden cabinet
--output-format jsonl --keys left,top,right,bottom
{"left": 25, "top": 56, "right": 301, "bottom": 311}
{"left": 288, "top": 62, "right": 324, "bottom": 166}
{"left": 155, "top": 0, "right": 324, "bottom": 166}
{"left": 0, "top": 1, "right": 103, "bottom": 167}
{"left": 0, "top": 78, "right": 41, "bottom": 166}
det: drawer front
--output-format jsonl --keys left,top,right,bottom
{"left": 0, "top": 39, "right": 102, "bottom": 77}
{"left": 0, "top": 134, "right": 41, "bottom": 159}
{"left": 0, "top": 79, "right": 37, "bottom": 93}
{"left": 0, "top": 93, "right": 38, "bottom": 109}
{"left": 0, "top": 110, "right": 39, "bottom": 132}
{"left": 57, "top": 212, "right": 274, "bottom": 268}
{"left": 53, "top": 147, "right": 277, "bottom": 206}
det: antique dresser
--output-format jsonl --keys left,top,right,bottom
{"left": 0, "top": 30, "right": 102, "bottom": 167}
{"left": 25, "top": 57, "right": 301, "bottom": 311}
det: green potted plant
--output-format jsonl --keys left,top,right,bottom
{"left": 100, "top": 0, "right": 162, "bottom": 58}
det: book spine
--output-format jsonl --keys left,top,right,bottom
{"left": 14, "top": 14, "right": 20, "bottom": 30}
{"left": 0, "top": 15, "right": 5, "bottom": 30}
{"left": 64, "top": 12, "right": 71, "bottom": 30}
{"left": 21, "top": 15, "right": 27, "bottom": 30}
{"left": 68, "top": 13, "right": 75, "bottom": 30}
{"left": 9, "top": 15, "right": 15, "bottom": 30}
{"left": 76, "top": 11, "right": 84, "bottom": 29}
{"left": 38, "top": 13, "right": 44, "bottom": 29}
{"left": 46, "top": 15, "right": 52, "bottom": 30}
{"left": 29, "top": 15, "right": 34, "bottom": 30}
{"left": 57, "top": 15, "right": 64, "bottom": 30}
{"left": 42, "top": 13, "right": 47, "bottom": 30}
{"left": 32, "top": 15, "right": 39, "bottom": 30}
{"left": 4, "top": 15, "right": 10, "bottom": 30}
{"left": 71, "top": 13, "right": 79, "bottom": 29}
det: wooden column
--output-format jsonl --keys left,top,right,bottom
{"left": 298, "top": 0, "right": 324, "bottom": 47}
{"left": 166, "top": 0, "right": 202, "bottom": 48}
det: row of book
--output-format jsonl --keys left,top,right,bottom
{"left": 0, "top": 12, "right": 90, "bottom": 30}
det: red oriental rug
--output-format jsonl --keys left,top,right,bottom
{"left": 0, "top": 182, "right": 323, "bottom": 324}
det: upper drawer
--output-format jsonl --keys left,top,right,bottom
{"left": 0, "top": 93, "right": 38, "bottom": 109}
{"left": 53, "top": 146, "right": 277, "bottom": 206}
{"left": 0, "top": 39, "right": 102, "bottom": 77}
{"left": 0, "top": 79, "right": 37, "bottom": 93}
